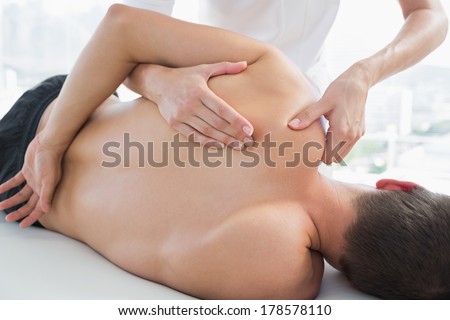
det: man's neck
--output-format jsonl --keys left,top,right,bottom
{"left": 304, "top": 175, "right": 370, "bottom": 270}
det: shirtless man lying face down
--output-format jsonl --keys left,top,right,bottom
{"left": 1, "top": 5, "right": 449, "bottom": 299}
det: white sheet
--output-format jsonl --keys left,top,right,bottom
{"left": 0, "top": 211, "right": 376, "bottom": 300}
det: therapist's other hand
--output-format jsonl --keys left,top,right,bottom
{"left": 135, "top": 62, "right": 254, "bottom": 147}
{"left": 0, "top": 134, "right": 63, "bottom": 227}
{"left": 288, "top": 65, "right": 368, "bottom": 164}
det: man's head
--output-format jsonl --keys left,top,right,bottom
{"left": 340, "top": 180, "right": 450, "bottom": 299}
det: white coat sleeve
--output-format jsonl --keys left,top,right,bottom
{"left": 122, "top": 0, "right": 175, "bottom": 16}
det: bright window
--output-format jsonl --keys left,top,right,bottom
{"left": 326, "top": 1, "right": 450, "bottom": 194}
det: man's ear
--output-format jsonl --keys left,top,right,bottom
{"left": 376, "top": 179, "right": 420, "bottom": 191}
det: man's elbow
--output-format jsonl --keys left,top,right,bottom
{"left": 103, "top": 3, "right": 131, "bottom": 33}
{"left": 106, "top": 3, "right": 129, "bottom": 20}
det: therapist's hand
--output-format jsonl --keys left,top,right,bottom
{"left": 127, "top": 62, "right": 254, "bottom": 147}
{"left": 0, "top": 134, "right": 64, "bottom": 228}
{"left": 288, "top": 64, "right": 369, "bottom": 164}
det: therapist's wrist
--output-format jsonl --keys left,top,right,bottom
{"left": 348, "top": 59, "right": 377, "bottom": 89}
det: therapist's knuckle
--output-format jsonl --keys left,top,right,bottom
{"left": 178, "top": 99, "right": 193, "bottom": 112}
{"left": 176, "top": 104, "right": 192, "bottom": 118}
{"left": 193, "top": 133, "right": 207, "bottom": 145}
{"left": 201, "top": 125, "right": 213, "bottom": 136}
{"left": 359, "top": 128, "right": 366, "bottom": 137}
{"left": 190, "top": 85, "right": 204, "bottom": 99}
{"left": 167, "top": 117, "right": 180, "bottom": 128}
{"left": 302, "top": 109, "right": 315, "bottom": 123}
{"left": 340, "top": 132, "right": 354, "bottom": 144}
{"left": 225, "top": 137, "right": 239, "bottom": 147}
{"left": 220, "top": 62, "right": 231, "bottom": 72}
{"left": 216, "top": 104, "right": 229, "bottom": 118}
{"left": 349, "top": 129, "right": 363, "bottom": 141}
{"left": 203, "top": 63, "right": 217, "bottom": 75}
{"left": 348, "top": 127, "right": 363, "bottom": 141}
{"left": 211, "top": 117, "right": 228, "bottom": 131}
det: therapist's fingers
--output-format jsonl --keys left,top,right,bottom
{"left": 187, "top": 116, "right": 241, "bottom": 148}
{"left": 194, "top": 106, "right": 252, "bottom": 145}
{"left": 201, "top": 89, "right": 253, "bottom": 140}
{"left": 337, "top": 137, "right": 358, "bottom": 164}
{"left": 173, "top": 122, "right": 224, "bottom": 148}
{"left": 321, "top": 130, "right": 357, "bottom": 165}
{"left": 0, "top": 184, "right": 33, "bottom": 211}
{"left": 288, "top": 100, "right": 331, "bottom": 130}
{"left": 201, "top": 61, "right": 252, "bottom": 142}
{"left": 0, "top": 171, "right": 26, "bottom": 194}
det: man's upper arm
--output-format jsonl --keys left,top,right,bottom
{"left": 114, "top": 4, "right": 272, "bottom": 69}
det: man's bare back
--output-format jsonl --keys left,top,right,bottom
{"left": 37, "top": 50, "right": 327, "bottom": 299}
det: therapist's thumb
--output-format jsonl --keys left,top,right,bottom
{"left": 205, "top": 61, "right": 248, "bottom": 78}
{"left": 288, "top": 100, "right": 329, "bottom": 130}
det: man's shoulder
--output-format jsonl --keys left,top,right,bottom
{"left": 167, "top": 202, "right": 324, "bottom": 299}
{"left": 209, "top": 202, "right": 324, "bottom": 298}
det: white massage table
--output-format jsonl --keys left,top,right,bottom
{"left": 0, "top": 210, "right": 376, "bottom": 300}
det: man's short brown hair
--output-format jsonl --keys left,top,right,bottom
{"left": 340, "top": 187, "right": 450, "bottom": 299}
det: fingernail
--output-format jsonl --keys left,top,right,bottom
{"left": 205, "top": 141, "right": 223, "bottom": 149}
{"left": 229, "top": 141, "right": 242, "bottom": 150}
{"left": 212, "top": 142, "right": 224, "bottom": 149}
{"left": 288, "top": 119, "right": 301, "bottom": 128}
{"left": 243, "top": 137, "right": 254, "bottom": 147}
{"left": 243, "top": 126, "right": 253, "bottom": 135}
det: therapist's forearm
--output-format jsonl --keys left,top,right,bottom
{"left": 356, "top": 4, "right": 448, "bottom": 88}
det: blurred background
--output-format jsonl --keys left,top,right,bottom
{"left": 1, "top": 0, "right": 449, "bottom": 193}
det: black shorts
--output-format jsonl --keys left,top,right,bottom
{"left": 0, "top": 75, "right": 67, "bottom": 224}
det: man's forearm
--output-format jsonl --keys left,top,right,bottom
{"left": 356, "top": 1, "right": 448, "bottom": 88}
{"left": 123, "top": 64, "right": 161, "bottom": 101}
{"left": 40, "top": 5, "right": 138, "bottom": 148}
{"left": 121, "top": 0, "right": 176, "bottom": 99}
